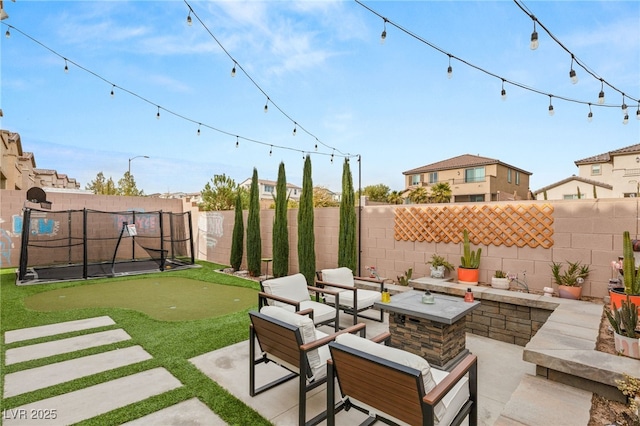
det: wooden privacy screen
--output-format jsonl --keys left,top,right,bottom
{"left": 394, "top": 204, "right": 554, "bottom": 248}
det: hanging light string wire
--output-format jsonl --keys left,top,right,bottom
{"left": 184, "top": 0, "right": 350, "bottom": 157}
{"left": 514, "top": 0, "right": 639, "bottom": 105}
{"left": 1, "top": 21, "right": 358, "bottom": 161}
{"left": 354, "top": 0, "right": 639, "bottom": 111}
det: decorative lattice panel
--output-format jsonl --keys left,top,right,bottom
{"left": 394, "top": 204, "right": 554, "bottom": 248}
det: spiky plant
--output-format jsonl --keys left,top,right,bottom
{"left": 550, "top": 260, "right": 590, "bottom": 287}
{"left": 622, "top": 231, "right": 640, "bottom": 295}
{"left": 396, "top": 268, "right": 413, "bottom": 286}
{"left": 460, "top": 229, "right": 481, "bottom": 269}
{"left": 605, "top": 296, "right": 638, "bottom": 338}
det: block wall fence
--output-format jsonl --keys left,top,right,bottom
{"left": 2, "top": 189, "right": 639, "bottom": 299}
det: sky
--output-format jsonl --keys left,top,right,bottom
{"left": 1, "top": 0, "right": 639, "bottom": 195}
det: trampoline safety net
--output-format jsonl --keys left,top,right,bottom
{"left": 17, "top": 208, "right": 196, "bottom": 285}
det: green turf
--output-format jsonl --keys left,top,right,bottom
{"left": 0, "top": 262, "right": 272, "bottom": 426}
{"left": 23, "top": 276, "right": 258, "bottom": 321}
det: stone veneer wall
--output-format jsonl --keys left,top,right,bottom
{"left": 466, "top": 300, "right": 552, "bottom": 346}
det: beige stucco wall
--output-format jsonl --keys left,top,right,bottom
{"left": 2, "top": 189, "right": 637, "bottom": 300}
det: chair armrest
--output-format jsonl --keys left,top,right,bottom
{"left": 258, "top": 291, "right": 301, "bottom": 310}
{"left": 296, "top": 308, "right": 314, "bottom": 317}
{"left": 308, "top": 285, "right": 340, "bottom": 296}
{"left": 315, "top": 280, "right": 356, "bottom": 292}
{"left": 423, "top": 354, "right": 478, "bottom": 406}
{"left": 354, "top": 276, "right": 388, "bottom": 291}
{"left": 369, "top": 331, "right": 391, "bottom": 344}
{"left": 300, "top": 323, "right": 367, "bottom": 352}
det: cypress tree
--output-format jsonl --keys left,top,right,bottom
{"left": 273, "top": 162, "right": 289, "bottom": 278}
{"left": 298, "top": 155, "right": 316, "bottom": 285}
{"left": 339, "top": 158, "right": 357, "bottom": 272}
{"left": 247, "top": 168, "right": 262, "bottom": 276}
{"left": 230, "top": 191, "right": 244, "bottom": 271}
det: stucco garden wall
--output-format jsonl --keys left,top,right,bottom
{"left": 2, "top": 189, "right": 638, "bottom": 300}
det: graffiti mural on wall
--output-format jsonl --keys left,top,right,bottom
{"left": 114, "top": 210, "right": 159, "bottom": 233}
{"left": 198, "top": 212, "right": 224, "bottom": 248}
{"left": 1, "top": 212, "right": 61, "bottom": 267}
{"left": 0, "top": 219, "right": 15, "bottom": 267}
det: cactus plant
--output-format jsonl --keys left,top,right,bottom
{"left": 605, "top": 295, "right": 638, "bottom": 338}
{"left": 622, "top": 231, "right": 640, "bottom": 295}
{"left": 397, "top": 268, "right": 413, "bottom": 286}
{"left": 460, "top": 229, "right": 481, "bottom": 269}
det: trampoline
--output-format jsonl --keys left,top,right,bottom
{"left": 17, "top": 208, "right": 198, "bottom": 285}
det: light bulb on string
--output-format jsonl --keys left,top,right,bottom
{"left": 548, "top": 96, "right": 554, "bottom": 116}
{"left": 110, "top": 85, "right": 115, "bottom": 97}
{"left": 269, "top": 146, "right": 273, "bottom": 156}
{"left": 231, "top": 63, "right": 236, "bottom": 77}
{"left": 569, "top": 56, "right": 578, "bottom": 84}
{"left": 197, "top": 124, "right": 201, "bottom": 136}
{"left": 447, "top": 55, "right": 453, "bottom": 79}
{"left": 156, "top": 106, "right": 160, "bottom": 119}
{"left": 380, "top": 19, "right": 387, "bottom": 44}
{"left": 5, "top": 28, "right": 10, "bottom": 38}
{"left": 623, "top": 114, "right": 629, "bottom": 125}
{"left": 621, "top": 94, "right": 628, "bottom": 115}
{"left": 292, "top": 123, "right": 297, "bottom": 136}
{"left": 264, "top": 99, "right": 269, "bottom": 113}
{"left": 236, "top": 136, "right": 239, "bottom": 148}
{"left": 636, "top": 106, "right": 640, "bottom": 120}
{"left": 587, "top": 104, "right": 593, "bottom": 122}
{"left": 331, "top": 151, "right": 334, "bottom": 164}
{"left": 598, "top": 80, "right": 605, "bottom": 105}
{"left": 187, "top": 11, "right": 192, "bottom": 26}
{"left": 315, "top": 143, "right": 318, "bottom": 151}
{"left": 64, "top": 59, "right": 69, "bottom": 73}
{"left": 501, "top": 80, "right": 507, "bottom": 101}
{"left": 530, "top": 20, "right": 539, "bottom": 50}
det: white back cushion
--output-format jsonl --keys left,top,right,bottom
{"left": 335, "top": 333, "right": 444, "bottom": 422}
{"left": 321, "top": 267, "right": 355, "bottom": 288}
{"left": 262, "top": 273, "right": 311, "bottom": 303}
{"left": 259, "top": 305, "right": 321, "bottom": 369}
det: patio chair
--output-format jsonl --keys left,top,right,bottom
{"left": 327, "top": 332, "right": 478, "bottom": 426}
{"left": 260, "top": 273, "right": 341, "bottom": 331}
{"left": 316, "top": 267, "right": 385, "bottom": 325}
{"left": 249, "top": 306, "right": 378, "bottom": 426}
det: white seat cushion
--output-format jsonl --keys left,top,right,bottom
{"left": 325, "top": 288, "right": 380, "bottom": 309}
{"left": 431, "top": 368, "right": 470, "bottom": 426}
{"left": 299, "top": 300, "right": 337, "bottom": 325}
{"left": 335, "top": 333, "right": 450, "bottom": 423}
{"left": 321, "top": 267, "right": 355, "bottom": 287}
{"left": 262, "top": 273, "right": 311, "bottom": 306}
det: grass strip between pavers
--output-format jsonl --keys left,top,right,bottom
{"left": 1, "top": 262, "right": 271, "bottom": 426}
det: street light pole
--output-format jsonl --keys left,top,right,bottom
{"left": 128, "top": 155, "right": 149, "bottom": 175}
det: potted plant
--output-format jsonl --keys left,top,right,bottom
{"left": 458, "top": 229, "right": 481, "bottom": 285}
{"left": 427, "top": 254, "right": 455, "bottom": 279}
{"left": 550, "top": 260, "right": 590, "bottom": 300}
{"left": 491, "top": 270, "right": 510, "bottom": 290}
{"left": 610, "top": 231, "right": 640, "bottom": 312}
{"left": 616, "top": 373, "right": 640, "bottom": 418}
{"left": 396, "top": 268, "right": 413, "bottom": 286}
{"left": 605, "top": 296, "right": 640, "bottom": 359}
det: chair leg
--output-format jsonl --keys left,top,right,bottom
{"left": 249, "top": 326, "right": 256, "bottom": 396}
{"left": 327, "top": 363, "right": 335, "bottom": 426}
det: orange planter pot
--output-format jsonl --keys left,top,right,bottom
{"left": 457, "top": 267, "right": 479, "bottom": 285}
{"left": 558, "top": 285, "right": 582, "bottom": 300}
{"left": 609, "top": 288, "right": 640, "bottom": 314}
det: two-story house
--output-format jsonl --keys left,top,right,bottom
{"left": 533, "top": 144, "right": 640, "bottom": 200}
{"left": 402, "top": 154, "right": 532, "bottom": 203}
{"left": 239, "top": 178, "right": 302, "bottom": 209}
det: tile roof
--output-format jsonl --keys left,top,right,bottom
{"left": 403, "top": 154, "right": 531, "bottom": 175}
{"left": 574, "top": 143, "right": 640, "bottom": 165}
{"left": 533, "top": 175, "right": 613, "bottom": 194}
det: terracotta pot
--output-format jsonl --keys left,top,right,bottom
{"left": 458, "top": 267, "right": 479, "bottom": 285}
{"left": 614, "top": 331, "right": 640, "bottom": 359}
{"left": 558, "top": 285, "right": 582, "bottom": 300}
{"left": 609, "top": 288, "right": 640, "bottom": 314}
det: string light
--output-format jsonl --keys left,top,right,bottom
{"left": 269, "top": 145, "right": 273, "bottom": 156}
{"left": 637, "top": 106, "right": 640, "bottom": 120}
{"left": 315, "top": 143, "right": 318, "bottom": 151}
{"left": 156, "top": 106, "right": 160, "bottom": 119}
{"left": 64, "top": 59, "right": 69, "bottom": 73}
{"left": 110, "top": 85, "right": 115, "bottom": 97}
{"left": 569, "top": 56, "right": 578, "bottom": 84}
{"left": 548, "top": 96, "right": 554, "bottom": 116}
{"left": 621, "top": 94, "right": 628, "bottom": 115}
{"left": 5, "top": 27, "right": 9, "bottom": 38}
{"left": 264, "top": 98, "right": 269, "bottom": 113}
{"left": 197, "top": 123, "right": 201, "bottom": 136}
{"left": 292, "top": 123, "right": 297, "bottom": 136}
{"left": 529, "top": 20, "right": 539, "bottom": 50}
{"left": 501, "top": 80, "right": 507, "bottom": 101}
{"left": 598, "top": 80, "right": 605, "bottom": 105}
{"left": 447, "top": 55, "right": 453, "bottom": 79}
{"left": 623, "top": 114, "right": 629, "bottom": 125}
{"left": 587, "top": 104, "right": 593, "bottom": 122}
{"left": 380, "top": 19, "right": 387, "bottom": 44}
{"left": 231, "top": 62, "right": 236, "bottom": 77}
{"left": 186, "top": 10, "right": 192, "bottom": 26}
{"left": 235, "top": 136, "right": 239, "bottom": 148}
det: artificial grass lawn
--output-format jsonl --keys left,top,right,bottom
{"left": 24, "top": 276, "right": 258, "bottom": 321}
{"left": 0, "top": 262, "right": 271, "bottom": 426}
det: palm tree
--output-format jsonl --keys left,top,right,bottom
{"left": 429, "top": 182, "right": 452, "bottom": 203}
{"left": 387, "top": 190, "right": 404, "bottom": 205}
{"left": 409, "top": 186, "right": 429, "bottom": 204}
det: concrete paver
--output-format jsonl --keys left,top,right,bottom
{"left": 4, "top": 316, "right": 116, "bottom": 344}
{"left": 4, "top": 345, "right": 152, "bottom": 398}
{"left": 122, "top": 398, "right": 227, "bottom": 426}
{"left": 5, "top": 329, "right": 131, "bottom": 365}
{"left": 3, "top": 368, "right": 182, "bottom": 426}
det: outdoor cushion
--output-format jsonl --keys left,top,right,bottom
{"left": 321, "top": 267, "right": 380, "bottom": 309}
{"left": 335, "top": 333, "right": 446, "bottom": 423}
{"left": 321, "top": 267, "right": 355, "bottom": 287}
{"left": 262, "top": 273, "right": 311, "bottom": 305}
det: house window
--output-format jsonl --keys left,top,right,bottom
{"left": 469, "top": 194, "right": 485, "bottom": 202}
{"left": 464, "top": 167, "right": 485, "bottom": 183}
{"left": 428, "top": 172, "right": 438, "bottom": 184}
{"left": 563, "top": 194, "right": 579, "bottom": 200}
{"left": 515, "top": 171, "right": 520, "bottom": 185}
{"left": 591, "top": 164, "right": 601, "bottom": 176}
{"left": 411, "top": 174, "right": 421, "bottom": 185}
{"left": 507, "top": 169, "right": 512, "bottom": 183}
{"left": 264, "top": 185, "right": 274, "bottom": 193}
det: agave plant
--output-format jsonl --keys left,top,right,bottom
{"left": 550, "top": 260, "right": 590, "bottom": 287}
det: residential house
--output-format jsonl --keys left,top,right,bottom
{"left": 402, "top": 154, "right": 532, "bottom": 203}
{"left": 239, "top": 178, "right": 302, "bottom": 209}
{"left": 533, "top": 143, "right": 639, "bottom": 200}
